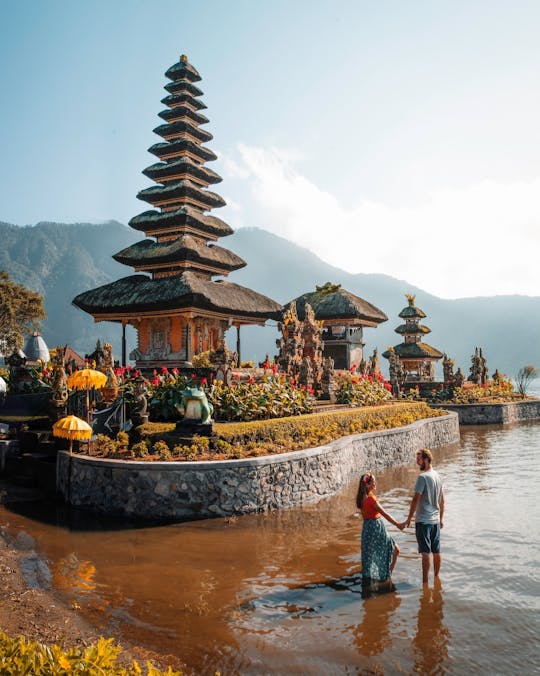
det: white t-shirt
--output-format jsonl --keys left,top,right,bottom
{"left": 414, "top": 468, "right": 443, "bottom": 524}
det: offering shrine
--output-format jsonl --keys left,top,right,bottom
{"left": 382, "top": 294, "right": 443, "bottom": 382}
{"left": 73, "top": 55, "right": 280, "bottom": 368}
{"left": 282, "top": 283, "right": 387, "bottom": 370}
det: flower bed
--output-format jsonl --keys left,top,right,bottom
{"left": 89, "top": 402, "right": 446, "bottom": 462}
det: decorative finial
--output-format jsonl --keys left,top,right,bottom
{"left": 180, "top": 54, "right": 188, "bottom": 63}
{"left": 405, "top": 293, "right": 416, "bottom": 306}
{"left": 316, "top": 282, "right": 341, "bottom": 295}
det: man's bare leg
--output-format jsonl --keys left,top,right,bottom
{"left": 421, "top": 553, "right": 431, "bottom": 584}
{"left": 433, "top": 553, "right": 441, "bottom": 578}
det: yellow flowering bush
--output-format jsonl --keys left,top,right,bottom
{"left": 0, "top": 633, "right": 180, "bottom": 675}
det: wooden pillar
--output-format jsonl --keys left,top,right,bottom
{"left": 121, "top": 322, "right": 126, "bottom": 367}
{"left": 185, "top": 320, "right": 192, "bottom": 362}
{"left": 236, "top": 325, "right": 241, "bottom": 364}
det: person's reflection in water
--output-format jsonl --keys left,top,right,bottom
{"left": 353, "top": 586, "right": 401, "bottom": 657}
{"left": 413, "top": 578, "right": 451, "bottom": 674}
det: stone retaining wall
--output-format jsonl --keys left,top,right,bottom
{"left": 57, "top": 413, "right": 459, "bottom": 520}
{"left": 431, "top": 399, "right": 540, "bottom": 425}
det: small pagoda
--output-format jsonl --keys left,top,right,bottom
{"left": 282, "top": 282, "right": 388, "bottom": 370}
{"left": 73, "top": 55, "right": 281, "bottom": 368}
{"left": 382, "top": 294, "right": 443, "bottom": 382}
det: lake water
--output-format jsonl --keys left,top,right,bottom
{"left": 1, "top": 417, "right": 539, "bottom": 674}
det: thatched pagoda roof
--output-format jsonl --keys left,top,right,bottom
{"left": 283, "top": 282, "right": 387, "bottom": 326}
{"left": 143, "top": 158, "right": 222, "bottom": 185}
{"left": 148, "top": 138, "right": 217, "bottom": 163}
{"left": 165, "top": 56, "right": 202, "bottom": 83}
{"left": 113, "top": 236, "right": 246, "bottom": 273}
{"left": 382, "top": 343, "right": 444, "bottom": 360}
{"left": 161, "top": 93, "right": 207, "bottom": 110}
{"left": 394, "top": 323, "right": 431, "bottom": 335}
{"left": 72, "top": 271, "right": 282, "bottom": 320}
{"left": 158, "top": 106, "right": 209, "bottom": 126}
{"left": 128, "top": 206, "right": 233, "bottom": 239}
{"left": 137, "top": 180, "right": 225, "bottom": 210}
{"left": 153, "top": 120, "right": 213, "bottom": 143}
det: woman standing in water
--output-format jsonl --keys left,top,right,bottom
{"left": 356, "top": 472, "right": 402, "bottom": 585}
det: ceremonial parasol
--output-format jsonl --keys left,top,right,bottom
{"left": 52, "top": 414, "right": 92, "bottom": 453}
{"left": 67, "top": 368, "right": 108, "bottom": 422}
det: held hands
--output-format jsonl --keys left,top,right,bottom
{"left": 397, "top": 519, "right": 411, "bottom": 531}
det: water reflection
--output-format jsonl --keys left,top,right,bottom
{"left": 353, "top": 589, "right": 401, "bottom": 657}
{"left": 412, "top": 579, "right": 450, "bottom": 674}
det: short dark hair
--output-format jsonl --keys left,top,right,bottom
{"left": 417, "top": 448, "right": 433, "bottom": 462}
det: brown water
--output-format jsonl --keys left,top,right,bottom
{"left": 1, "top": 422, "right": 539, "bottom": 675}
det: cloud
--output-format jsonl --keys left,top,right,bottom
{"left": 226, "top": 144, "right": 540, "bottom": 299}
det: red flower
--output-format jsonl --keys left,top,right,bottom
{"left": 161, "top": 366, "right": 168, "bottom": 374}
{"left": 272, "top": 364, "right": 278, "bottom": 374}
{"left": 384, "top": 383, "right": 392, "bottom": 391}
{"left": 200, "top": 377, "right": 208, "bottom": 386}
{"left": 152, "top": 377, "right": 160, "bottom": 386}
{"left": 248, "top": 376, "right": 255, "bottom": 383}
{"left": 232, "top": 373, "right": 239, "bottom": 380}
{"left": 172, "top": 367, "right": 179, "bottom": 375}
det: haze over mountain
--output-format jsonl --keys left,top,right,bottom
{"left": 1, "top": 220, "right": 538, "bottom": 379}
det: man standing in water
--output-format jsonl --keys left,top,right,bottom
{"left": 404, "top": 448, "right": 444, "bottom": 584}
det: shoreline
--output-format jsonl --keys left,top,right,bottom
{"left": 0, "top": 481, "right": 185, "bottom": 672}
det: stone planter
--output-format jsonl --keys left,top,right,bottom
{"left": 57, "top": 412, "right": 459, "bottom": 521}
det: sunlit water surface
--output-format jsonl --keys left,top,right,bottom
{"left": 1, "top": 416, "right": 539, "bottom": 674}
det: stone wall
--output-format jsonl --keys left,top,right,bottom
{"left": 57, "top": 413, "right": 459, "bottom": 520}
{"left": 431, "top": 399, "right": 540, "bottom": 425}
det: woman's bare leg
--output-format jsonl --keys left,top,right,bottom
{"left": 390, "top": 543, "right": 400, "bottom": 575}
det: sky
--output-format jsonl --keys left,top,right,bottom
{"left": 1, "top": 0, "right": 540, "bottom": 299}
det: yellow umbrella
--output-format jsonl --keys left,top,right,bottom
{"left": 67, "top": 368, "right": 108, "bottom": 422}
{"left": 53, "top": 414, "right": 92, "bottom": 453}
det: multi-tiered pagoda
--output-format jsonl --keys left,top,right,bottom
{"left": 73, "top": 55, "right": 281, "bottom": 368}
{"left": 382, "top": 294, "right": 443, "bottom": 382}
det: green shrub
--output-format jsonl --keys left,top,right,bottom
{"left": 0, "top": 632, "right": 180, "bottom": 675}
{"left": 335, "top": 372, "right": 393, "bottom": 406}
{"left": 130, "top": 440, "right": 149, "bottom": 458}
{"left": 208, "top": 375, "right": 312, "bottom": 422}
{"left": 153, "top": 439, "right": 172, "bottom": 460}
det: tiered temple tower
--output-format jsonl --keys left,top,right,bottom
{"left": 382, "top": 294, "right": 443, "bottom": 382}
{"left": 73, "top": 55, "right": 281, "bottom": 368}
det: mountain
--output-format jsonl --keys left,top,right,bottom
{"left": 1, "top": 221, "right": 539, "bottom": 378}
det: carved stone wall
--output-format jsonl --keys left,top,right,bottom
{"left": 57, "top": 413, "right": 459, "bottom": 520}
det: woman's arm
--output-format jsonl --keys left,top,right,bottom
{"left": 371, "top": 497, "right": 401, "bottom": 528}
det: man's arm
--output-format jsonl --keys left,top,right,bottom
{"left": 439, "top": 489, "right": 445, "bottom": 529}
{"left": 404, "top": 492, "right": 420, "bottom": 527}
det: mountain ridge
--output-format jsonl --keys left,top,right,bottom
{"left": 1, "top": 220, "right": 538, "bottom": 377}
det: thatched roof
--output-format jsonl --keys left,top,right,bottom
{"left": 153, "top": 120, "right": 212, "bottom": 143}
{"left": 394, "top": 323, "right": 431, "bottom": 335}
{"left": 161, "top": 92, "right": 207, "bottom": 110}
{"left": 165, "top": 56, "right": 201, "bottom": 83}
{"left": 137, "top": 180, "right": 225, "bottom": 210}
{"left": 148, "top": 138, "right": 217, "bottom": 163}
{"left": 73, "top": 271, "right": 281, "bottom": 319}
{"left": 113, "top": 236, "right": 246, "bottom": 273}
{"left": 158, "top": 106, "right": 209, "bottom": 126}
{"left": 143, "top": 157, "right": 222, "bottom": 185}
{"left": 129, "top": 206, "right": 233, "bottom": 239}
{"left": 382, "top": 343, "right": 444, "bottom": 360}
{"left": 283, "top": 282, "right": 387, "bottom": 326}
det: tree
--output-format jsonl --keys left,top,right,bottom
{"left": 515, "top": 365, "right": 538, "bottom": 398}
{"left": 0, "top": 271, "right": 46, "bottom": 356}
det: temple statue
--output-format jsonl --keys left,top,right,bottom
{"left": 276, "top": 301, "right": 304, "bottom": 377}
{"left": 320, "top": 356, "right": 337, "bottom": 401}
{"left": 100, "top": 342, "right": 119, "bottom": 404}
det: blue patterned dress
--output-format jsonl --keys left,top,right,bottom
{"left": 361, "top": 495, "right": 396, "bottom": 581}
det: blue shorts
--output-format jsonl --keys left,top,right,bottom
{"left": 415, "top": 522, "right": 441, "bottom": 554}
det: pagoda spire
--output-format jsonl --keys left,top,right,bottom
{"left": 73, "top": 54, "right": 281, "bottom": 369}
{"left": 382, "top": 294, "right": 443, "bottom": 382}
{"left": 115, "top": 53, "right": 244, "bottom": 280}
